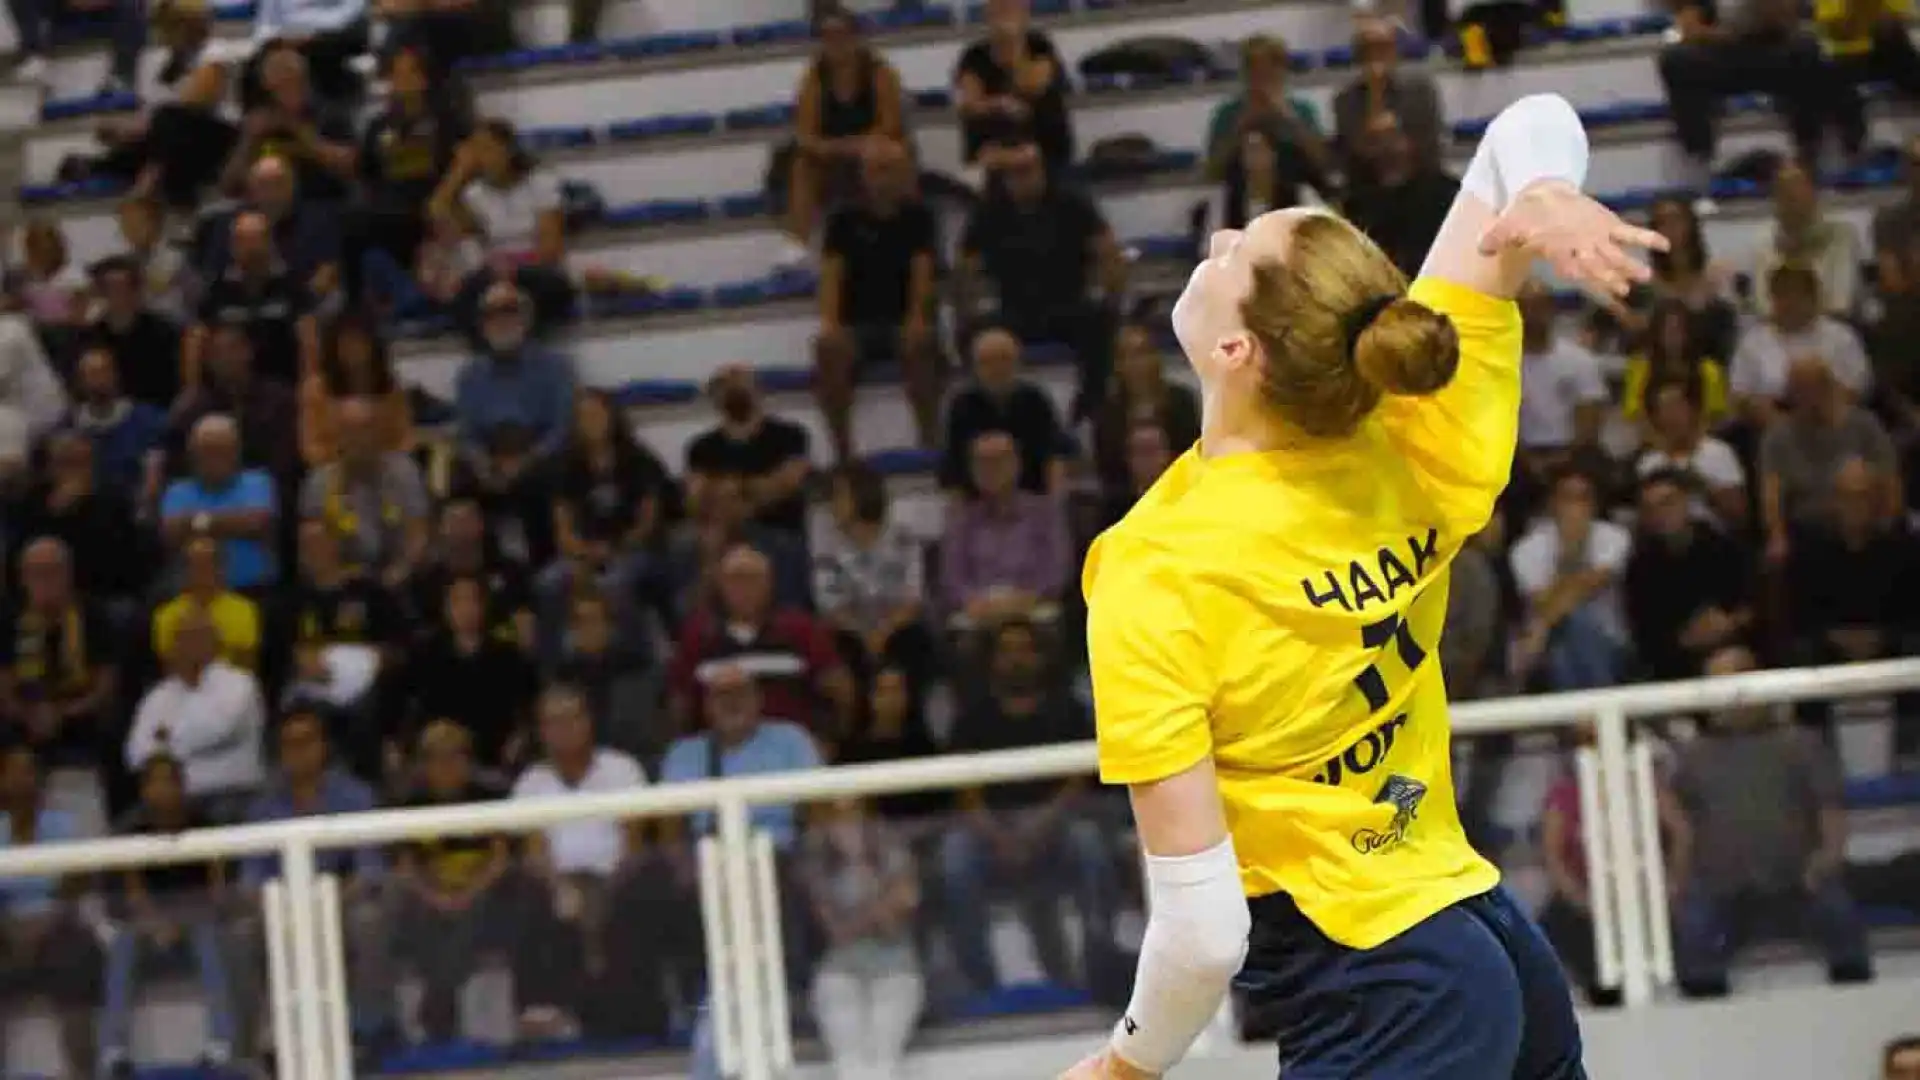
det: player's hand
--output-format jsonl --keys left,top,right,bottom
{"left": 1478, "top": 180, "right": 1669, "bottom": 298}
{"left": 1059, "top": 1049, "right": 1160, "bottom": 1079}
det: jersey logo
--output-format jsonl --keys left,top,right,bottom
{"left": 1351, "top": 775, "right": 1427, "bottom": 855}
{"left": 1311, "top": 713, "right": 1408, "bottom": 786}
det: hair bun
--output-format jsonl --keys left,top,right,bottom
{"left": 1353, "top": 297, "right": 1461, "bottom": 397}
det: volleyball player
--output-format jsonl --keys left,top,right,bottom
{"left": 1059, "top": 94, "right": 1667, "bottom": 1079}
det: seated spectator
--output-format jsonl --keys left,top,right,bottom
{"left": 1516, "top": 279, "right": 1610, "bottom": 495}
{"left": 799, "top": 795, "right": 924, "bottom": 1080}
{"left": 1731, "top": 264, "right": 1872, "bottom": 426}
{"left": 1625, "top": 196, "right": 1738, "bottom": 361}
{"left": 160, "top": 414, "right": 281, "bottom": 593}
{"left": 154, "top": 536, "right": 262, "bottom": 671}
{"left": 89, "top": 0, "right": 239, "bottom": 210}
{"left": 958, "top": 141, "right": 1123, "bottom": 413}
{"left": 127, "top": 608, "right": 267, "bottom": 819}
{"left": 273, "top": 521, "right": 404, "bottom": 763}
{"left": 1331, "top": 15, "right": 1443, "bottom": 183}
{"left": 1510, "top": 467, "right": 1632, "bottom": 691}
{"left": 670, "top": 543, "right": 854, "bottom": 740}
{"left": 233, "top": 709, "right": 390, "bottom": 1056}
{"left": 6, "top": 0, "right": 143, "bottom": 91}
{"left": 1340, "top": 111, "right": 1458, "bottom": 279}
{"left": 942, "top": 616, "right": 1116, "bottom": 995}
{"left": 662, "top": 472, "right": 811, "bottom": 623}
{"left": 1867, "top": 229, "right": 1920, "bottom": 445}
{"left": 1624, "top": 469, "right": 1754, "bottom": 681}
{"left": 1097, "top": 418, "right": 1176, "bottom": 528}
{"left": 509, "top": 685, "right": 649, "bottom": 1039}
{"left": 1087, "top": 322, "right": 1199, "bottom": 501}
{"left": 814, "top": 139, "right": 940, "bottom": 460}
{"left": 173, "top": 323, "right": 302, "bottom": 484}
{"left": 68, "top": 343, "right": 168, "bottom": 505}
{"left": 686, "top": 365, "right": 812, "bottom": 534}
{"left": 1761, "top": 360, "right": 1901, "bottom": 562}
{"left": 454, "top": 280, "right": 575, "bottom": 470}
{"left": 103, "top": 752, "right": 238, "bottom": 1074}
{"left": 661, "top": 664, "right": 824, "bottom": 839}
{"left": 202, "top": 156, "right": 339, "bottom": 292}
{"left": 538, "top": 388, "right": 667, "bottom": 661}
{"left": 549, "top": 590, "right": 661, "bottom": 767}
{"left": 1672, "top": 645, "right": 1874, "bottom": 997}
{"left": 1441, "top": 522, "right": 1507, "bottom": 705}
{"left": 299, "top": 396, "right": 432, "bottom": 584}
{"left": 408, "top": 576, "right": 540, "bottom": 775}
{"left": 952, "top": 0, "right": 1072, "bottom": 176}
{"left": 381, "top": 0, "right": 511, "bottom": 81}
{"left": 0, "top": 742, "right": 102, "bottom": 1077}
{"left": 346, "top": 48, "right": 462, "bottom": 312}
{"left": 15, "top": 220, "right": 88, "bottom": 330}
{"left": 815, "top": 462, "right": 933, "bottom": 692}
{"left": 11, "top": 429, "right": 148, "bottom": 597}
{"left": 88, "top": 251, "right": 185, "bottom": 410}
{"left": 429, "top": 120, "right": 579, "bottom": 340}
{"left": 939, "top": 430, "right": 1069, "bottom": 627}
{"left": 184, "top": 210, "right": 322, "bottom": 392}
{"left": 1749, "top": 159, "right": 1864, "bottom": 320}
{"left": 836, "top": 666, "right": 942, "bottom": 821}
{"left": 0, "top": 538, "right": 119, "bottom": 837}
{"left": 1636, "top": 378, "right": 1749, "bottom": 530}
{"left": 1205, "top": 34, "right": 1333, "bottom": 222}
{"left": 1656, "top": 0, "right": 1855, "bottom": 186}
{"left": 299, "top": 308, "right": 413, "bottom": 466}
{"left": 1621, "top": 299, "right": 1730, "bottom": 430}
{"left": 245, "top": 0, "right": 368, "bottom": 106}
{"left": 219, "top": 45, "right": 357, "bottom": 204}
{"left": 937, "top": 327, "right": 1069, "bottom": 496}
{"left": 0, "top": 310, "right": 69, "bottom": 470}
{"left": 109, "top": 197, "right": 191, "bottom": 323}
{"left": 1785, "top": 458, "right": 1920, "bottom": 755}
{"left": 785, "top": 6, "right": 906, "bottom": 257}
{"left": 388, "top": 719, "right": 516, "bottom": 1044}
{"left": 411, "top": 496, "right": 535, "bottom": 648}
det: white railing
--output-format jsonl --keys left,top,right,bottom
{"left": 0, "top": 659, "right": 1916, "bottom": 1079}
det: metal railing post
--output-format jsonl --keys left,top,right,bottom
{"left": 717, "top": 799, "right": 772, "bottom": 1080}
{"left": 281, "top": 839, "right": 329, "bottom": 1080}
{"left": 1594, "top": 708, "right": 1653, "bottom": 1005}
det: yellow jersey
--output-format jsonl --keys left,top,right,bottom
{"left": 1086, "top": 278, "right": 1516, "bottom": 949}
{"left": 153, "top": 593, "right": 262, "bottom": 672}
{"left": 1620, "top": 354, "right": 1729, "bottom": 426}
{"left": 1815, "top": 0, "right": 1911, "bottom": 56}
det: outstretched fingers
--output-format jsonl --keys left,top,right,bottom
{"left": 1609, "top": 221, "right": 1671, "bottom": 254}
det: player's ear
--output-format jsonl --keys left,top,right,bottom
{"left": 1212, "top": 329, "right": 1260, "bottom": 377}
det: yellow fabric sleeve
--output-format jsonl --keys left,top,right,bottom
{"left": 1087, "top": 535, "right": 1215, "bottom": 786}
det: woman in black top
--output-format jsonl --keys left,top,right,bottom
{"left": 788, "top": 6, "right": 906, "bottom": 247}
{"left": 953, "top": 0, "right": 1073, "bottom": 173}
{"left": 537, "top": 389, "right": 673, "bottom": 660}
{"left": 407, "top": 576, "right": 540, "bottom": 774}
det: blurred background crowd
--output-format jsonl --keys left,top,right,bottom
{"left": 0, "top": 0, "right": 1910, "bottom": 1077}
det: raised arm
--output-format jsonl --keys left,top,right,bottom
{"left": 1418, "top": 93, "right": 1660, "bottom": 301}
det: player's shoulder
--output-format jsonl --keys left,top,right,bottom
{"left": 1407, "top": 276, "right": 1521, "bottom": 335}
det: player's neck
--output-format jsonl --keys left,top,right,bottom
{"left": 1197, "top": 394, "right": 1286, "bottom": 459}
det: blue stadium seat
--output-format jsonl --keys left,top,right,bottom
{"left": 865, "top": 447, "right": 940, "bottom": 476}
{"left": 601, "top": 199, "right": 713, "bottom": 227}
{"left": 377, "top": 1040, "right": 510, "bottom": 1075}
{"left": 603, "top": 30, "right": 726, "bottom": 59}
{"left": 518, "top": 125, "right": 597, "bottom": 151}
{"left": 719, "top": 193, "right": 772, "bottom": 219}
{"left": 725, "top": 103, "right": 797, "bottom": 131}
{"left": 1844, "top": 772, "right": 1920, "bottom": 810}
{"left": 729, "top": 18, "right": 810, "bottom": 47}
{"left": 606, "top": 114, "right": 719, "bottom": 141}
{"left": 755, "top": 367, "right": 815, "bottom": 393}
{"left": 41, "top": 90, "right": 138, "bottom": 121}
{"left": 613, "top": 379, "right": 700, "bottom": 407}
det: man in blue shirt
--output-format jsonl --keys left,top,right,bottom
{"left": 160, "top": 415, "right": 279, "bottom": 592}
{"left": 235, "top": 710, "right": 392, "bottom": 1056}
{"left": 659, "top": 664, "right": 821, "bottom": 1080}
{"left": 0, "top": 742, "right": 103, "bottom": 1077}
{"left": 454, "top": 282, "right": 576, "bottom": 471}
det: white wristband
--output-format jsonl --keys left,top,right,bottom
{"left": 1459, "top": 93, "right": 1590, "bottom": 212}
{"left": 1110, "top": 838, "right": 1251, "bottom": 1074}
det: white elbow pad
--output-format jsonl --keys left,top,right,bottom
{"left": 1460, "top": 93, "right": 1590, "bottom": 211}
{"left": 1110, "top": 838, "right": 1251, "bottom": 1074}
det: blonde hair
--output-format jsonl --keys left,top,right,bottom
{"left": 1239, "top": 213, "right": 1459, "bottom": 438}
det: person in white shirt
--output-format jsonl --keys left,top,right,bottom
{"left": 509, "top": 684, "right": 646, "bottom": 1039}
{"left": 0, "top": 312, "right": 69, "bottom": 474}
{"left": 125, "top": 607, "right": 266, "bottom": 821}
{"left": 1636, "top": 377, "right": 1749, "bottom": 530}
{"left": 1516, "top": 279, "right": 1610, "bottom": 459}
{"left": 1730, "top": 263, "right": 1872, "bottom": 424}
{"left": 1748, "top": 159, "right": 1864, "bottom": 321}
{"left": 1510, "top": 467, "right": 1634, "bottom": 692}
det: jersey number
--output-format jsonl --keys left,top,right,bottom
{"left": 1352, "top": 610, "right": 1429, "bottom": 714}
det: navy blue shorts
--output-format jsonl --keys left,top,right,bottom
{"left": 1237, "top": 886, "right": 1587, "bottom": 1080}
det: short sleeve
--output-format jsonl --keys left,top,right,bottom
{"left": 1697, "top": 440, "right": 1746, "bottom": 489}
{"left": 239, "top": 470, "right": 277, "bottom": 513}
{"left": 658, "top": 741, "right": 697, "bottom": 784}
{"left": 159, "top": 481, "right": 192, "bottom": 519}
{"left": 1567, "top": 347, "right": 1609, "bottom": 403}
{"left": 1826, "top": 322, "right": 1872, "bottom": 395}
{"left": 1508, "top": 531, "right": 1553, "bottom": 597}
{"left": 1728, "top": 327, "right": 1770, "bottom": 398}
{"left": 1591, "top": 522, "right": 1632, "bottom": 574}
{"left": 1382, "top": 278, "right": 1524, "bottom": 538}
{"left": 1085, "top": 537, "right": 1213, "bottom": 785}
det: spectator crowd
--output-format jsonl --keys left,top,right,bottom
{"left": 0, "top": 0, "right": 1911, "bottom": 1077}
